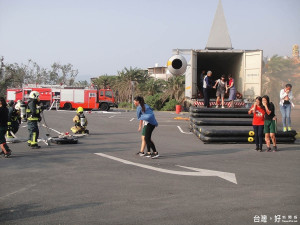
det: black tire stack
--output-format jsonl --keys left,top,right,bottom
{"left": 189, "top": 106, "right": 297, "bottom": 144}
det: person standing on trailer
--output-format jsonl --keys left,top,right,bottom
{"left": 0, "top": 97, "right": 12, "bottom": 157}
{"left": 227, "top": 74, "right": 236, "bottom": 108}
{"left": 134, "top": 96, "right": 159, "bottom": 159}
{"left": 248, "top": 96, "right": 265, "bottom": 152}
{"left": 213, "top": 75, "right": 228, "bottom": 108}
{"left": 197, "top": 70, "right": 206, "bottom": 97}
{"left": 203, "top": 71, "right": 213, "bottom": 108}
{"left": 26, "top": 91, "right": 42, "bottom": 149}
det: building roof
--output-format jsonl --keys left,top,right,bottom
{"left": 206, "top": 0, "right": 232, "bottom": 50}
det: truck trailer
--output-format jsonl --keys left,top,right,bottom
{"left": 184, "top": 49, "right": 263, "bottom": 100}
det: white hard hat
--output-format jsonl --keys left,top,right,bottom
{"left": 29, "top": 91, "right": 40, "bottom": 99}
{"left": 15, "top": 101, "right": 21, "bottom": 110}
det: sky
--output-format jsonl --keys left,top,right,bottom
{"left": 0, "top": 0, "right": 299, "bottom": 81}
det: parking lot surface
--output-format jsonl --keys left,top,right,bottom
{"left": 0, "top": 109, "right": 299, "bottom": 225}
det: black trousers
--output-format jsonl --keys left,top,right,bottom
{"left": 203, "top": 88, "right": 210, "bottom": 107}
{"left": 145, "top": 123, "right": 157, "bottom": 153}
{"left": 253, "top": 125, "right": 264, "bottom": 149}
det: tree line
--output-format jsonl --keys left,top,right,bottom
{"left": 0, "top": 59, "right": 87, "bottom": 96}
{"left": 1, "top": 55, "right": 298, "bottom": 111}
{"left": 92, "top": 67, "right": 185, "bottom": 110}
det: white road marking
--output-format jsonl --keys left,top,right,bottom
{"left": 103, "top": 111, "right": 121, "bottom": 114}
{"left": 109, "top": 115, "right": 115, "bottom": 118}
{"left": 94, "top": 153, "right": 237, "bottom": 184}
{"left": 0, "top": 184, "right": 37, "bottom": 200}
{"left": 41, "top": 124, "right": 63, "bottom": 135}
{"left": 130, "top": 118, "right": 135, "bottom": 122}
{"left": 177, "top": 126, "right": 192, "bottom": 134}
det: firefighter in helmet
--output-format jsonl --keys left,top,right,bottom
{"left": 71, "top": 107, "right": 89, "bottom": 134}
{"left": 6, "top": 100, "right": 21, "bottom": 139}
{"left": 26, "top": 91, "right": 42, "bottom": 149}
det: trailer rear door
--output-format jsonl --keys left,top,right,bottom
{"left": 243, "top": 50, "right": 262, "bottom": 98}
{"left": 185, "top": 50, "right": 197, "bottom": 99}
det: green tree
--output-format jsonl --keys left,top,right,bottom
{"left": 92, "top": 75, "right": 116, "bottom": 89}
{"left": 263, "top": 55, "right": 299, "bottom": 104}
{"left": 114, "top": 67, "right": 149, "bottom": 102}
{"left": 49, "top": 62, "right": 78, "bottom": 85}
{"left": 162, "top": 75, "right": 185, "bottom": 103}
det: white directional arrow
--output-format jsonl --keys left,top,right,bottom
{"left": 95, "top": 153, "right": 237, "bottom": 184}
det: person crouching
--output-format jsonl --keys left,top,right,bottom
{"left": 71, "top": 107, "right": 89, "bottom": 134}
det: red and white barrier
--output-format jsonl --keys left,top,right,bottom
{"left": 194, "top": 101, "right": 245, "bottom": 108}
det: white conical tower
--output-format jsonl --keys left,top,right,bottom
{"left": 206, "top": 0, "right": 232, "bottom": 50}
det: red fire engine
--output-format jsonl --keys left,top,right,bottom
{"left": 6, "top": 84, "right": 118, "bottom": 111}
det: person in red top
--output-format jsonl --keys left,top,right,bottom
{"left": 248, "top": 96, "right": 265, "bottom": 151}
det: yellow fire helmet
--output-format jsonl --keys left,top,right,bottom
{"left": 77, "top": 107, "right": 84, "bottom": 113}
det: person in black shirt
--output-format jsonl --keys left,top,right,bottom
{"left": 262, "top": 95, "right": 277, "bottom": 152}
{"left": 0, "top": 97, "right": 12, "bottom": 157}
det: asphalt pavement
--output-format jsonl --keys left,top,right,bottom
{"left": 0, "top": 109, "right": 299, "bottom": 225}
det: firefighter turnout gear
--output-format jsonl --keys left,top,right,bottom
{"left": 16, "top": 100, "right": 27, "bottom": 122}
{"left": 71, "top": 109, "right": 88, "bottom": 134}
{"left": 27, "top": 96, "right": 41, "bottom": 148}
{"left": 6, "top": 101, "right": 21, "bottom": 138}
{"left": 0, "top": 97, "right": 12, "bottom": 157}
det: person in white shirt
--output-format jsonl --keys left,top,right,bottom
{"left": 279, "top": 84, "right": 294, "bottom": 132}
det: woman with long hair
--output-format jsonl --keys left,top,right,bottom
{"left": 279, "top": 84, "right": 294, "bottom": 132}
{"left": 213, "top": 74, "right": 227, "bottom": 108}
{"left": 227, "top": 74, "right": 236, "bottom": 108}
{"left": 134, "top": 96, "right": 159, "bottom": 159}
{"left": 248, "top": 96, "right": 265, "bottom": 151}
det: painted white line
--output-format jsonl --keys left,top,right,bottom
{"left": 94, "top": 153, "right": 237, "bottom": 184}
{"left": 0, "top": 184, "right": 37, "bottom": 200}
{"left": 103, "top": 111, "right": 122, "bottom": 114}
{"left": 177, "top": 126, "right": 192, "bottom": 134}
{"left": 109, "top": 115, "right": 115, "bottom": 118}
{"left": 41, "top": 124, "right": 63, "bottom": 135}
{"left": 130, "top": 118, "right": 135, "bottom": 122}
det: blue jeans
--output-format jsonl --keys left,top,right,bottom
{"left": 280, "top": 104, "right": 291, "bottom": 127}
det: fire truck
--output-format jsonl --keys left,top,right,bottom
{"left": 6, "top": 84, "right": 118, "bottom": 111}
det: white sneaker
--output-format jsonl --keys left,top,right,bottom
{"left": 151, "top": 152, "right": 159, "bottom": 159}
{"left": 215, "top": 105, "right": 219, "bottom": 108}
{"left": 222, "top": 106, "right": 225, "bottom": 108}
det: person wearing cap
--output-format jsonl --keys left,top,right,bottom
{"left": 26, "top": 91, "right": 42, "bottom": 149}
{"left": 6, "top": 100, "right": 21, "bottom": 139}
{"left": 71, "top": 107, "right": 89, "bottom": 134}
